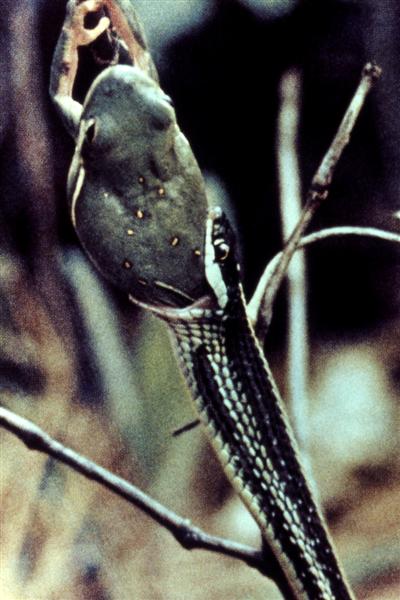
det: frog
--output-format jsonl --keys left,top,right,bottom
{"left": 50, "top": 0, "right": 209, "bottom": 307}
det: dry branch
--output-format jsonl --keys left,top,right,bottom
{"left": 277, "top": 68, "right": 311, "bottom": 453}
{"left": 0, "top": 406, "right": 266, "bottom": 573}
{"left": 253, "top": 62, "right": 382, "bottom": 339}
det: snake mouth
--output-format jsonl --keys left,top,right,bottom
{"left": 128, "top": 293, "right": 218, "bottom": 322}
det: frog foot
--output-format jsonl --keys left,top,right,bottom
{"left": 66, "top": 0, "right": 110, "bottom": 48}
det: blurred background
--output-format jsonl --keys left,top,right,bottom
{"left": 0, "top": 0, "right": 399, "bottom": 598}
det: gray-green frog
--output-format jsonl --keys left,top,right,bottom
{"left": 50, "top": 0, "right": 209, "bottom": 307}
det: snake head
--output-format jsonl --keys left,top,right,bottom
{"left": 127, "top": 207, "right": 242, "bottom": 321}
{"left": 204, "top": 207, "right": 242, "bottom": 310}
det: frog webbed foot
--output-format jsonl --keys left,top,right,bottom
{"left": 66, "top": 0, "right": 110, "bottom": 48}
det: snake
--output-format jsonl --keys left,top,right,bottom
{"left": 132, "top": 207, "right": 354, "bottom": 600}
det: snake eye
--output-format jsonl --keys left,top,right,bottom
{"left": 214, "top": 239, "right": 230, "bottom": 262}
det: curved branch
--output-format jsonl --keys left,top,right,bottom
{"left": 249, "top": 225, "right": 400, "bottom": 333}
{"left": 0, "top": 406, "right": 265, "bottom": 572}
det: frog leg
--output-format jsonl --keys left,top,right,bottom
{"left": 101, "top": 0, "right": 158, "bottom": 80}
{"left": 49, "top": 0, "right": 110, "bottom": 138}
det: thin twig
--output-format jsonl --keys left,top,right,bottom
{"left": 248, "top": 225, "right": 400, "bottom": 325}
{"left": 0, "top": 406, "right": 266, "bottom": 573}
{"left": 172, "top": 419, "right": 201, "bottom": 437}
{"left": 277, "top": 68, "right": 310, "bottom": 451}
{"left": 255, "top": 62, "right": 382, "bottom": 339}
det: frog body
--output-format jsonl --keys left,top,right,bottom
{"left": 51, "top": 2, "right": 209, "bottom": 307}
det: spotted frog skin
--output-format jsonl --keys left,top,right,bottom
{"left": 50, "top": 0, "right": 209, "bottom": 307}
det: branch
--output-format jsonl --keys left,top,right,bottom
{"left": 248, "top": 225, "right": 400, "bottom": 325}
{"left": 0, "top": 406, "right": 266, "bottom": 573}
{"left": 277, "top": 68, "right": 311, "bottom": 453}
{"left": 254, "top": 62, "right": 382, "bottom": 339}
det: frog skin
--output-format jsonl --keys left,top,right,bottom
{"left": 50, "top": 0, "right": 209, "bottom": 307}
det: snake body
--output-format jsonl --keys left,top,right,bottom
{"left": 137, "top": 209, "right": 353, "bottom": 600}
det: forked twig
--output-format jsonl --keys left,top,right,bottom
{"left": 253, "top": 62, "right": 382, "bottom": 340}
{"left": 0, "top": 406, "right": 265, "bottom": 573}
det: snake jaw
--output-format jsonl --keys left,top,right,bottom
{"left": 128, "top": 292, "right": 220, "bottom": 322}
